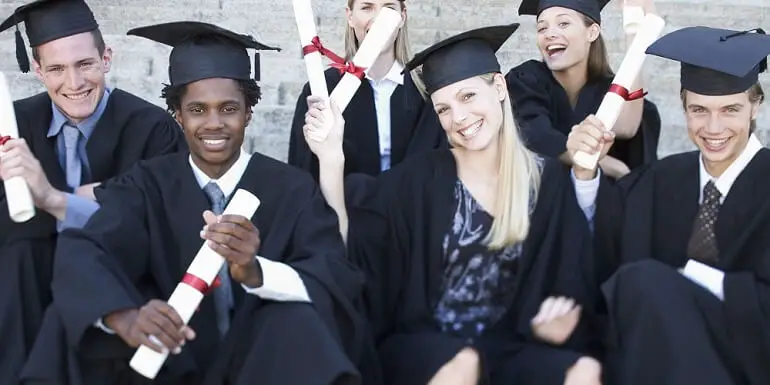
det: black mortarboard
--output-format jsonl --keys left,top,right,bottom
{"left": 646, "top": 26, "right": 770, "bottom": 96}
{"left": 0, "top": 0, "right": 99, "bottom": 73}
{"left": 518, "top": 0, "right": 610, "bottom": 24}
{"left": 403, "top": 24, "right": 519, "bottom": 95}
{"left": 127, "top": 21, "right": 281, "bottom": 86}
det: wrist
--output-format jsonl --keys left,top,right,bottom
{"left": 318, "top": 152, "right": 345, "bottom": 168}
{"left": 242, "top": 259, "right": 264, "bottom": 289}
{"left": 40, "top": 188, "right": 66, "bottom": 216}
{"left": 104, "top": 308, "right": 137, "bottom": 335}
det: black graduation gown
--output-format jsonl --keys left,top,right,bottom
{"left": 505, "top": 60, "right": 661, "bottom": 170}
{"left": 287, "top": 68, "right": 447, "bottom": 181}
{"left": 346, "top": 150, "right": 601, "bottom": 385}
{"left": 595, "top": 149, "right": 770, "bottom": 385}
{"left": 0, "top": 90, "right": 185, "bottom": 384}
{"left": 20, "top": 152, "right": 367, "bottom": 385}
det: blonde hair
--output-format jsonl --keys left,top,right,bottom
{"left": 344, "top": 0, "right": 427, "bottom": 95}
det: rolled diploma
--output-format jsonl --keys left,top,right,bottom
{"left": 0, "top": 72, "right": 35, "bottom": 223}
{"left": 293, "top": 0, "right": 332, "bottom": 142}
{"left": 329, "top": 7, "right": 401, "bottom": 113}
{"left": 623, "top": 6, "right": 645, "bottom": 34}
{"left": 129, "top": 189, "right": 261, "bottom": 379}
{"left": 571, "top": 13, "right": 665, "bottom": 170}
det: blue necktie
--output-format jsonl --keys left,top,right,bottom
{"left": 203, "top": 182, "right": 233, "bottom": 337}
{"left": 62, "top": 124, "right": 82, "bottom": 188}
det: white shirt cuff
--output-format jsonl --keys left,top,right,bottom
{"left": 242, "top": 256, "right": 312, "bottom": 302}
{"left": 570, "top": 168, "right": 601, "bottom": 220}
{"left": 681, "top": 259, "right": 725, "bottom": 300}
{"left": 94, "top": 318, "right": 116, "bottom": 334}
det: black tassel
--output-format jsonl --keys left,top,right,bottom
{"left": 15, "top": 28, "right": 29, "bottom": 73}
{"left": 253, "top": 52, "right": 260, "bottom": 82}
{"left": 720, "top": 28, "right": 766, "bottom": 42}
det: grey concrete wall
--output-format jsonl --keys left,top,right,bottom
{"left": 1, "top": 0, "right": 768, "bottom": 161}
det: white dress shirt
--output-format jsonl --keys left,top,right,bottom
{"left": 681, "top": 134, "right": 763, "bottom": 300}
{"left": 188, "top": 149, "right": 311, "bottom": 303}
{"left": 367, "top": 61, "right": 404, "bottom": 171}
{"left": 571, "top": 169, "right": 602, "bottom": 224}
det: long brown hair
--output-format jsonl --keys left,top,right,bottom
{"left": 581, "top": 15, "right": 614, "bottom": 82}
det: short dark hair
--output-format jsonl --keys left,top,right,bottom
{"left": 161, "top": 78, "right": 262, "bottom": 116}
{"left": 31, "top": 29, "right": 106, "bottom": 63}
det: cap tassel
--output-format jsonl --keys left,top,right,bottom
{"left": 720, "top": 28, "right": 766, "bottom": 42}
{"left": 15, "top": 27, "right": 30, "bottom": 73}
{"left": 253, "top": 52, "right": 260, "bottom": 82}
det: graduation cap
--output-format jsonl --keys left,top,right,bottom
{"left": 0, "top": 0, "right": 99, "bottom": 73}
{"left": 127, "top": 21, "right": 281, "bottom": 86}
{"left": 518, "top": 0, "right": 610, "bottom": 24}
{"left": 646, "top": 26, "right": 770, "bottom": 96}
{"left": 403, "top": 24, "right": 519, "bottom": 95}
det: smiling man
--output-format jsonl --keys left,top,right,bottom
{"left": 594, "top": 27, "right": 770, "bottom": 385}
{"left": 19, "top": 21, "right": 368, "bottom": 385}
{"left": 0, "top": 0, "right": 184, "bottom": 382}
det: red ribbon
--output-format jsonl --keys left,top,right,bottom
{"left": 0, "top": 136, "right": 10, "bottom": 145}
{"left": 302, "top": 36, "right": 346, "bottom": 65}
{"left": 608, "top": 84, "right": 647, "bottom": 101}
{"left": 182, "top": 273, "right": 221, "bottom": 296}
{"left": 301, "top": 36, "right": 367, "bottom": 80}
{"left": 330, "top": 61, "right": 366, "bottom": 80}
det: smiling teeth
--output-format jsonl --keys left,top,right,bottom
{"left": 547, "top": 44, "right": 566, "bottom": 51}
{"left": 66, "top": 91, "right": 89, "bottom": 100}
{"left": 459, "top": 121, "right": 482, "bottom": 137}
{"left": 705, "top": 138, "right": 728, "bottom": 146}
{"left": 203, "top": 139, "right": 225, "bottom": 145}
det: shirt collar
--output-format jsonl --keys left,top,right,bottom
{"left": 699, "top": 134, "right": 763, "bottom": 200}
{"left": 47, "top": 87, "right": 112, "bottom": 139}
{"left": 189, "top": 147, "right": 252, "bottom": 198}
{"left": 366, "top": 61, "right": 404, "bottom": 86}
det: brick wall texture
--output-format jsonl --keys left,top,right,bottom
{"left": 1, "top": 0, "right": 768, "bottom": 161}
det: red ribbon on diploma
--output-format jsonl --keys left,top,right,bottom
{"left": 182, "top": 273, "right": 222, "bottom": 296}
{"left": 301, "top": 36, "right": 366, "bottom": 80}
{"left": 0, "top": 135, "right": 10, "bottom": 145}
{"left": 608, "top": 84, "right": 647, "bottom": 101}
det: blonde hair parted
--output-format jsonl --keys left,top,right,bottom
{"left": 477, "top": 73, "right": 542, "bottom": 249}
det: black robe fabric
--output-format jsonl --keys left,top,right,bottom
{"left": 505, "top": 60, "right": 661, "bottom": 170}
{"left": 0, "top": 89, "right": 185, "bottom": 384}
{"left": 288, "top": 68, "right": 447, "bottom": 181}
{"left": 595, "top": 149, "right": 770, "bottom": 385}
{"left": 19, "top": 152, "right": 369, "bottom": 385}
{"left": 346, "top": 150, "right": 601, "bottom": 385}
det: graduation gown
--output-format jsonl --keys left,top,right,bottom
{"left": 505, "top": 60, "right": 661, "bottom": 170}
{"left": 288, "top": 68, "right": 447, "bottom": 181}
{"left": 346, "top": 150, "right": 601, "bottom": 385}
{"left": 0, "top": 89, "right": 185, "bottom": 384}
{"left": 20, "top": 152, "right": 367, "bottom": 385}
{"left": 595, "top": 149, "right": 770, "bottom": 385}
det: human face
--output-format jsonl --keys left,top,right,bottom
{"left": 33, "top": 31, "right": 111, "bottom": 124}
{"left": 346, "top": 0, "right": 405, "bottom": 55}
{"left": 175, "top": 78, "right": 252, "bottom": 178}
{"left": 684, "top": 90, "right": 759, "bottom": 176}
{"left": 536, "top": 7, "right": 598, "bottom": 72}
{"left": 430, "top": 74, "right": 507, "bottom": 152}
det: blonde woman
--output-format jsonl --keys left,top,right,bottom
{"left": 508, "top": 0, "right": 661, "bottom": 179}
{"left": 303, "top": 23, "right": 613, "bottom": 385}
{"left": 288, "top": 0, "right": 445, "bottom": 182}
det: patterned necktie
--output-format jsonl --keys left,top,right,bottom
{"left": 62, "top": 124, "right": 82, "bottom": 188}
{"left": 202, "top": 182, "right": 233, "bottom": 337}
{"left": 686, "top": 181, "right": 722, "bottom": 264}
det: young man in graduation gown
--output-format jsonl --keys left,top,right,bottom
{"left": 19, "top": 21, "right": 368, "bottom": 385}
{"left": 594, "top": 27, "right": 770, "bottom": 385}
{"left": 0, "top": 0, "right": 184, "bottom": 382}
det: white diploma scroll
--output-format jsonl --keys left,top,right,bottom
{"left": 0, "top": 72, "right": 35, "bottom": 223}
{"left": 129, "top": 189, "right": 261, "bottom": 379}
{"left": 571, "top": 13, "right": 666, "bottom": 170}
{"left": 293, "top": 0, "right": 332, "bottom": 142}
{"left": 623, "top": 6, "right": 645, "bottom": 34}
{"left": 329, "top": 7, "right": 401, "bottom": 112}
{"left": 293, "top": 0, "right": 329, "bottom": 101}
